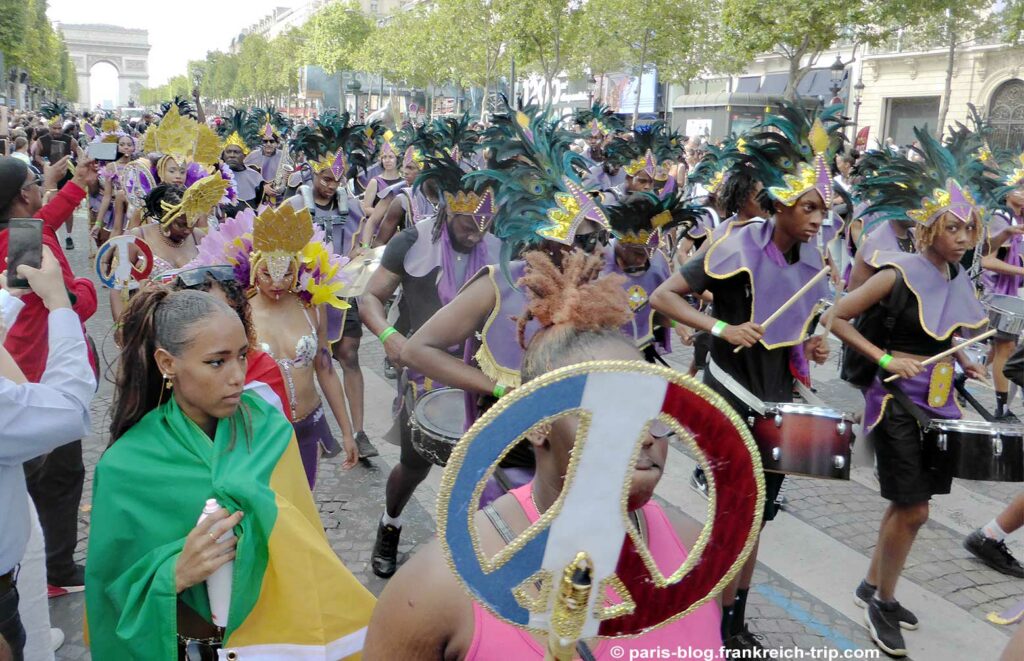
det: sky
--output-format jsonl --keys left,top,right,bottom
{"left": 47, "top": 0, "right": 297, "bottom": 103}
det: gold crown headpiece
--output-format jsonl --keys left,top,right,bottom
{"left": 905, "top": 178, "right": 981, "bottom": 226}
{"left": 143, "top": 106, "right": 221, "bottom": 167}
{"left": 613, "top": 209, "right": 675, "bottom": 247}
{"left": 444, "top": 188, "right": 495, "bottom": 231}
{"left": 158, "top": 174, "right": 230, "bottom": 228}
{"left": 1006, "top": 153, "right": 1024, "bottom": 188}
{"left": 623, "top": 149, "right": 663, "bottom": 180}
{"left": 766, "top": 119, "right": 835, "bottom": 209}
{"left": 309, "top": 148, "right": 348, "bottom": 179}
{"left": 251, "top": 205, "right": 315, "bottom": 283}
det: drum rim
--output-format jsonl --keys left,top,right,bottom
{"left": 763, "top": 402, "right": 850, "bottom": 420}
{"left": 928, "top": 418, "right": 1024, "bottom": 434}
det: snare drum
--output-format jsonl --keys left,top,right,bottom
{"left": 410, "top": 388, "right": 465, "bottom": 466}
{"left": 986, "top": 294, "right": 1024, "bottom": 336}
{"left": 925, "top": 418, "right": 1024, "bottom": 482}
{"left": 751, "top": 403, "right": 855, "bottom": 480}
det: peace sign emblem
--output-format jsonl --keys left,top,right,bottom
{"left": 95, "top": 234, "right": 154, "bottom": 289}
{"left": 438, "top": 361, "right": 765, "bottom": 639}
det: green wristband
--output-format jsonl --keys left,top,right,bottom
{"left": 670, "top": 320, "right": 678, "bottom": 328}
{"left": 493, "top": 384, "right": 507, "bottom": 399}
{"left": 710, "top": 320, "right": 727, "bottom": 337}
{"left": 878, "top": 353, "right": 893, "bottom": 369}
{"left": 378, "top": 326, "right": 398, "bottom": 343}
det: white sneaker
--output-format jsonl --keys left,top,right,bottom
{"left": 51, "top": 627, "right": 65, "bottom": 652}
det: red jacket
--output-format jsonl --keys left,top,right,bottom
{"left": 0, "top": 182, "right": 97, "bottom": 382}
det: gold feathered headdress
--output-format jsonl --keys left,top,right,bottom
{"left": 251, "top": 205, "right": 315, "bottom": 283}
{"left": 143, "top": 106, "right": 221, "bottom": 168}
{"left": 159, "top": 174, "right": 230, "bottom": 228}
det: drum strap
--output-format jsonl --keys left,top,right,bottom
{"left": 481, "top": 503, "right": 598, "bottom": 661}
{"left": 882, "top": 381, "right": 934, "bottom": 430}
{"left": 708, "top": 358, "right": 766, "bottom": 415}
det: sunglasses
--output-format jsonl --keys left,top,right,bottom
{"left": 22, "top": 166, "right": 42, "bottom": 189}
{"left": 262, "top": 139, "right": 277, "bottom": 144}
{"left": 648, "top": 419, "right": 673, "bottom": 439}
{"left": 173, "top": 265, "right": 236, "bottom": 289}
{"left": 573, "top": 229, "right": 609, "bottom": 253}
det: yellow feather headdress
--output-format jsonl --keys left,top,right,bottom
{"left": 143, "top": 106, "right": 221, "bottom": 168}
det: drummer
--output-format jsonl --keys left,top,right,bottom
{"left": 981, "top": 171, "right": 1024, "bottom": 418}
{"left": 651, "top": 103, "right": 838, "bottom": 650}
{"left": 823, "top": 128, "right": 989, "bottom": 658}
{"left": 359, "top": 153, "right": 499, "bottom": 579}
{"left": 363, "top": 249, "right": 724, "bottom": 659}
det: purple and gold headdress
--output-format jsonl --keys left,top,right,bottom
{"left": 743, "top": 103, "right": 847, "bottom": 210}
{"left": 468, "top": 103, "right": 609, "bottom": 270}
{"left": 416, "top": 152, "right": 495, "bottom": 231}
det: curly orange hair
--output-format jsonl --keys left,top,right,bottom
{"left": 515, "top": 249, "right": 630, "bottom": 351}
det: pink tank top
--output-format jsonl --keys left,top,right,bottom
{"left": 467, "top": 485, "right": 723, "bottom": 660}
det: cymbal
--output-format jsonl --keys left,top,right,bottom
{"left": 341, "top": 246, "right": 385, "bottom": 298}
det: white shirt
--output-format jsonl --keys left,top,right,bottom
{"left": 0, "top": 308, "right": 94, "bottom": 573}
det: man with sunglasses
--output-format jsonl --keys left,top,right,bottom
{"left": 0, "top": 155, "right": 99, "bottom": 602}
{"left": 221, "top": 144, "right": 264, "bottom": 214}
{"left": 245, "top": 129, "right": 291, "bottom": 208}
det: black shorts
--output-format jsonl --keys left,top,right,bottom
{"left": 342, "top": 299, "right": 363, "bottom": 339}
{"left": 871, "top": 400, "right": 953, "bottom": 504}
{"left": 762, "top": 471, "right": 786, "bottom": 522}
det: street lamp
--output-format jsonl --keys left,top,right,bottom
{"left": 829, "top": 54, "right": 845, "bottom": 106}
{"left": 852, "top": 78, "right": 866, "bottom": 143}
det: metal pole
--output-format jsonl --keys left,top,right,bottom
{"left": 510, "top": 56, "right": 516, "bottom": 108}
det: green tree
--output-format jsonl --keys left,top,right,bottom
{"left": 0, "top": 0, "right": 28, "bottom": 72}
{"left": 722, "top": 0, "right": 919, "bottom": 101}
{"left": 498, "top": 0, "right": 586, "bottom": 102}
{"left": 305, "top": 0, "right": 375, "bottom": 110}
{"left": 204, "top": 51, "right": 240, "bottom": 104}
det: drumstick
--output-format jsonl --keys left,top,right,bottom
{"left": 822, "top": 280, "right": 845, "bottom": 338}
{"left": 882, "top": 328, "right": 998, "bottom": 383}
{"left": 733, "top": 266, "right": 831, "bottom": 353}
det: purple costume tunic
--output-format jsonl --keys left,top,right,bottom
{"left": 983, "top": 209, "right": 1023, "bottom": 296}
{"left": 602, "top": 242, "right": 672, "bottom": 351}
{"left": 244, "top": 149, "right": 284, "bottom": 183}
{"left": 397, "top": 217, "right": 500, "bottom": 400}
{"left": 861, "top": 220, "right": 916, "bottom": 267}
{"left": 704, "top": 218, "right": 829, "bottom": 349}
{"left": 862, "top": 252, "right": 988, "bottom": 431}
{"left": 583, "top": 163, "right": 627, "bottom": 191}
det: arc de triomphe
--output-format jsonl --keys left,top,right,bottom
{"left": 56, "top": 23, "right": 150, "bottom": 108}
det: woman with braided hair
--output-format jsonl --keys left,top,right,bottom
{"left": 365, "top": 250, "right": 723, "bottom": 659}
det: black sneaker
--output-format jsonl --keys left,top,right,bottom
{"left": 65, "top": 236, "right": 74, "bottom": 250}
{"left": 865, "top": 599, "right": 907, "bottom": 657}
{"left": 371, "top": 521, "right": 401, "bottom": 578}
{"left": 383, "top": 357, "right": 397, "bottom": 380}
{"left": 964, "top": 529, "right": 1024, "bottom": 578}
{"left": 355, "top": 431, "right": 379, "bottom": 459}
{"left": 690, "top": 467, "right": 708, "bottom": 498}
{"left": 723, "top": 624, "right": 765, "bottom": 651}
{"left": 853, "top": 580, "right": 918, "bottom": 630}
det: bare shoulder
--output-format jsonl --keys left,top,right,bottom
{"left": 364, "top": 538, "right": 474, "bottom": 660}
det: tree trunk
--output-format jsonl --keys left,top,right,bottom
{"left": 632, "top": 28, "right": 651, "bottom": 129}
{"left": 935, "top": 29, "right": 957, "bottom": 138}
{"left": 783, "top": 55, "right": 805, "bottom": 102}
{"left": 338, "top": 71, "right": 345, "bottom": 114}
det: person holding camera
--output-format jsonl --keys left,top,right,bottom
{"left": 0, "top": 248, "right": 95, "bottom": 661}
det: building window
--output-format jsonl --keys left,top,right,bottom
{"left": 370, "top": 1, "right": 378, "bottom": 11}
{"left": 884, "top": 96, "right": 939, "bottom": 147}
{"left": 989, "top": 79, "right": 1024, "bottom": 152}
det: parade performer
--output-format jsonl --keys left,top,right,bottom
{"left": 190, "top": 205, "right": 360, "bottom": 485}
{"left": 285, "top": 112, "right": 378, "bottom": 460}
{"left": 981, "top": 156, "right": 1024, "bottom": 417}
{"left": 106, "top": 173, "right": 229, "bottom": 320}
{"left": 603, "top": 191, "right": 699, "bottom": 362}
{"left": 651, "top": 103, "right": 844, "bottom": 650}
{"left": 86, "top": 288, "right": 374, "bottom": 661}
{"left": 601, "top": 122, "right": 683, "bottom": 200}
{"left": 84, "top": 119, "right": 136, "bottom": 246}
{"left": 575, "top": 103, "right": 624, "bottom": 173}
{"left": 360, "top": 126, "right": 437, "bottom": 247}
{"left": 359, "top": 153, "right": 499, "bottom": 578}
{"left": 365, "top": 250, "right": 736, "bottom": 659}
{"left": 824, "top": 126, "right": 991, "bottom": 657}
{"left": 244, "top": 107, "right": 292, "bottom": 207}
{"left": 216, "top": 107, "right": 264, "bottom": 213}
{"left": 402, "top": 103, "right": 612, "bottom": 431}
{"left": 359, "top": 131, "right": 403, "bottom": 217}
